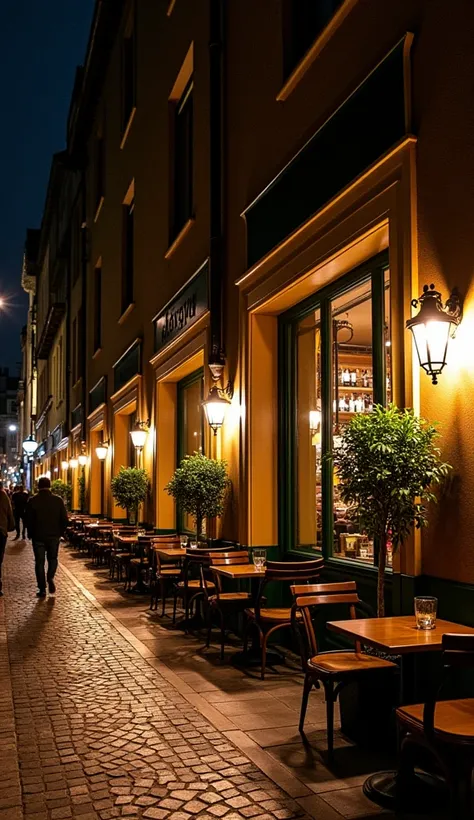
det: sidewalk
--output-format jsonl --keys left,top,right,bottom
{"left": 1, "top": 536, "right": 392, "bottom": 820}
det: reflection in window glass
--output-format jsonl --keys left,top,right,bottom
{"left": 385, "top": 269, "right": 391, "bottom": 405}
{"left": 331, "top": 279, "right": 375, "bottom": 565}
{"left": 296, "top": 309, "right": 322, "bottom": 551}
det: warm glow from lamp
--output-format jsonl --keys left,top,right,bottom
{"left": 78, "top": 454, "right": 87, "bottom": 467}
{"left": 9, "top": 424, "right": 16, "bottom": 432}
{"left": 130, "top": 427, "right": 148, "bottom": 450}
{"left": 61, "top": 460, "right": 69, "bottom": 470}
{"left": 202, "top": 386, "right": 230, "bottom": 435}
{"left": 95, "top": 444, "right": 108, "bottom": 461}
{"left": 69, "top": 458, "right": 79, "bottom": 469}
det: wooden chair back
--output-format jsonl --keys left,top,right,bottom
{"left": 423, "top": 633, "right": 474, "bottom": 740}
{"left": 153, "top": 534, "right": 180, "bottom": 543}
{"left": 202, "top": 550, "right": 250, "bottom": 596}
{"left": 291, "top": 581, "right": 361, "bottom": 659}
{"left": 264, "top": 558, "right": 325, "bottom": 583}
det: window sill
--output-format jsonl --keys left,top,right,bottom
{"left": 94, "top": 196, "right": 104, "bottom": 223}
{"left": 118, "top": 303, "right": 135, "bottom": 325}
{"left": 165, "top": 217, "right": 195, "bottom": 259}
{"left": 120, "top": 107, "right": 137, "bottom": 150}
{"left": 92, "top": 347, "right": 102, "bottom": 360}
{"left": 276, "top": 0, "right": 358, "bottom": 102}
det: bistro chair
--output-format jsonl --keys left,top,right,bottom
{"left": 291, "top": 581, "right": 397, "bottom": 758}
{"left": 172, "top": 551, "right": 216, "bottom": 627}
{"left": 201, "top": 550, "right": 252, "bottom": 660}
{"left": 396, "top": 633, "right": 474, "bottom": 816}
{"left": 149, "top": 544, "right": 183, "bottom": 615}
{"left": 244, "top": 558, "right": 324, "bottom": 680}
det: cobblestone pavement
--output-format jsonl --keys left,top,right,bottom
{"left": 1, "top": 538, "right": 309, "bottom": 820}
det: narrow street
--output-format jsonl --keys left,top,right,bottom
{"left": 0, "top": 537, "right": 391, "bottom": 820}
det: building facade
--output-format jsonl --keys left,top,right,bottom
{"left": 20, "top": 0, "right": 474, "bottom": 616}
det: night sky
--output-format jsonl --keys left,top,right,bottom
{"left": 0, "top": 0, "right": 95, "bottom": 373}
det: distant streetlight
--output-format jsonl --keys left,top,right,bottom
{"left": 9, "top": 425, "right": 16, "bottom": 432}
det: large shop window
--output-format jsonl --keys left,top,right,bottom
{"left": 279, "top": 252, "right": 390, "bottom": 568}
{"left": 177, "top": 368, "right": 204, "bottom": 534}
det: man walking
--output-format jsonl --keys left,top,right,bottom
{"left": 25, "top": 476, "right": 68, "bottom": 597}
{"left": 12, "top": 484, "right": 29, "bottom": 540}
{"left": 0, "top": 481, "right": 15, "bottom": 597}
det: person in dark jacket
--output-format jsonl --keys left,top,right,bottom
{"left": 25, "top": 476, "right": 68, "bottom": 597}
{"left": 0, "top": 481, "right": 15, "bottom": 596}
{"left": 12, "top": 484, "right": 29, "bottom": 540}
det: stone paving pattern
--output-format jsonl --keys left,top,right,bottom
{"left": 1, "top": 538, "right": 308, "bottom": 820}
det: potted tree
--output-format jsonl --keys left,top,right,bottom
{"left": 332, "top": 405, "right": 450, "bottom": 617}
{"left": 165, "top": 452, "right": 229, "bottom": 542}
{"left": 51, "top": 479, "right": 72, "bottom": 510}
{"left": 111, "top": 466, "right": 149, "bottom": 524}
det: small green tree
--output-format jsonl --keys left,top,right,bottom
{"left": 165, "top": 452, "right": 229, "bottom": 541}
{"left": 331, "top": 405, "right": 451, "bottom": 617}
{"left": 111, "top": 467, "right": 149, "bottom": 524}
{"left": 78, "top": 470, "right": 87, "bottom": 513}
{"left": 51, "top": 479, "right": 72, "bottom": 510}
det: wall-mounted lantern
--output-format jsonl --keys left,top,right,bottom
{"left": 406, "top": 284, "right": 463, "bottom": 384}
{"left": 130, "top": 420, "right": 149, "bottom": 453}
{"left": 202, "top": 361, "right": 233, "bottom": 435}
{"left": 69, "top": 458, "right": 79, "bottom": 469}
{"left": 22, "top": 435, "right": 38, "bottom": 456}
{"left": 95, "top": 441, "right": 109, "bottom": 462}
{"left": 61, "top": 460, "right": 69, "bottom": 471}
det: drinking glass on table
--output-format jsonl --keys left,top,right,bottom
{"left": 414, "top": 596, "right": 438, "bottom": 630}
{"left": 253, "top": 548, "right": 266, "bottom": 570}
{"left": 180, "top": 535, "right": 188, "bottom": 550}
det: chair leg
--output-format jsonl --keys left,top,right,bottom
{"left": 206, "top": 607, "right": 212, "bottom": 648}
{"left": 449, "top": 761, "right": 473, "bottom": 818}
{"left": 323, "top": 681, "right": 335, "bottom": 760}
{"left": 160, "top": 578, "right": 166, "bottom": 617}
{"left": 299, "top": 672, "right": 313, "bottom": 733}
{"left": 172, "top": 591, "right": 178, "bottom": 625}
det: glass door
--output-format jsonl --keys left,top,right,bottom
{"left": 177, "top": 368, "right": 204, "bottom": 534}
{"left": 279, "top": 252, "right": 390, "bottom": 566}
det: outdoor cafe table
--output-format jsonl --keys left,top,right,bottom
{"left": 327, "top": 615, "right": 474, "bottom": 809}
{"left": 153, "top": 546, "right": 187, "bottom": 560}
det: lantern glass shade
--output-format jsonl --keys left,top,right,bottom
{"left": 411, "top": 319, "right": 452, "bottom": 381}
{"left": 61, "top": 460, "right": 69, "bottom": 470}
{"left": 130, "top": 428, "right": 148, "bottom": 450}
{"left": 95, "top": 445, "right": 108, "bottom": 461}
{"left": 203, "top": 387, "right": 230, "bottom": 434}
{"left": 22, "top": 435, "right": 38, "bottom": 455}
{"left": 69, "top": 458, "right": 79, "bottom": 469}
{"left": 78, "top": 454, "right": 87, "bottom": 467}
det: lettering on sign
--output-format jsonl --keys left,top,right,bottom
{"left": 154, "top": 262, "right": 208, "bottom": 353}
{"left": 161, "top": 292, "right": 197, "bottom": 344}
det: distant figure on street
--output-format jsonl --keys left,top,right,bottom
{"left": 12, "top": 484, "right": 29, "bottom": 540}
{"left": 0, "top": 480, "right": 15, "bottom": 597}
{"left": 25, "top": 476, "right": 68, "bottom": 598}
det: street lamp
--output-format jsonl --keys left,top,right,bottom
{"left": 22, "top": 435, "right": 38, "bottom": 456}
{"left": 406, "top": 284, "right": 463, "bottom": 384}
{"left": 9, "top": 424, "right": 16, "bottom": 432}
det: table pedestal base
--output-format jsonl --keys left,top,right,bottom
{"left": 363, "top": 770, "right": 449, "bottom": 813}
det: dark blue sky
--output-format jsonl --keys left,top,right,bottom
{"left": 0, "top": 0, "right": 95, "bottom": 373}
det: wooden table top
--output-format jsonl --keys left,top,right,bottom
{"left": 328, "top": 615, "right": 474, "bottom": 654}
{"left": 153, "top": 547, "right": 186, "bottom": 559}
{"left": 212, "top": 564, "right": 265, "bottom": 579}
{"left": 115, "top": 535, "right": 139, "bottom": 544}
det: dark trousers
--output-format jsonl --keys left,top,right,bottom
{"left": 14, "top": 512, "right": 26, "bottom": 538}
{"left": 33, "top": 539, "right": 60, "bottom": 591}
{"left": 0, "top": 532, "right": 6, "bottom": 592}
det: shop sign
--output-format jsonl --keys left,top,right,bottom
{"left": 154, "top": 262, "right": 208, "bottom": 353}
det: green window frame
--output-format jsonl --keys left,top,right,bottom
{"left": 176, "top": 367, "right": 204, "bottom": 534}
{"left": 278, "top": 251, "right": 390, "bottom": 569}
